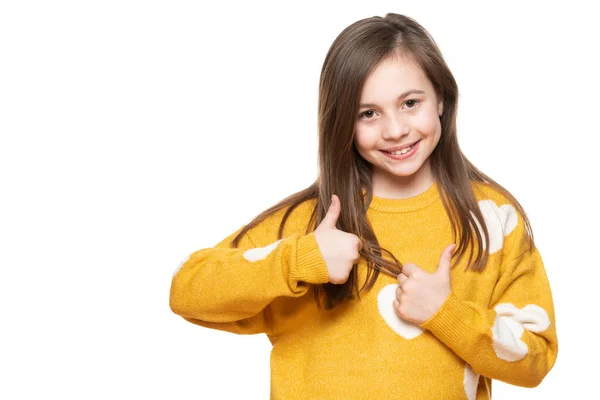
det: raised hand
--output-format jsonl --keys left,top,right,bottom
{"left": 313, "top": 194, "right": 363, "bottom": 284}
{"left": 393, "top": 244, "right": 456, "bottom": 325}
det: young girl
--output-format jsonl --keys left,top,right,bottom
{"left": 170, "top": 13, "right": 557, "bottom": 399}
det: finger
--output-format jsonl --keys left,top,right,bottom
{"left": 400, "top": 263, "right": 421, "bottom": 278}
{"left": 318, "top": 194, "right": 341, "bottom": 230}
{"left": 350, "top": 235, "right": 362, "bottom": 263}
{"left": 395, "top": 285, "right": 402, "bottom": 299}
{"left": 356, "top": 237, "right": 363, "bottom": 252}
{"left": 435, "top": 243, "right": 456, "bottom": 277}
{"left": 397, "top": 273, "right": 409, "bottom": 287}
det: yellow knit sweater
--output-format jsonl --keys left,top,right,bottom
{"left": 169, "top": 181, "right": 558, "bottom": 399}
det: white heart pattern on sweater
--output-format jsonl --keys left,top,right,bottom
{"left": 473, "top": 200, "right": 518, "bottom": 254}
{"left": 243, "top": 239, "right": 283, "bottom": 262}
{"left": 377, "top": 283, "right": 424, "bottom": 339}
{"left": 491, "top": 303, "right": 551, "bottom": 362}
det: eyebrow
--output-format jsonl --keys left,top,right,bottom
{"left": 359, "top": 89, "right": 426, "bottom": 109}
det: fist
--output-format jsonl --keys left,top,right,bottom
{"left": 393, "top": 244, "right": 456, "bottom": 325}
{"left": 313, "top": 194, "right": 362, "bottom": 284}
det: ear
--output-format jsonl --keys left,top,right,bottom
{"left": 438, "top": 99, "right": 444, "bottom": 117}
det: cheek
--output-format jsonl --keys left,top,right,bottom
{"left": 354, "top": 126, "right": 374, "bottom": 150}
{"left": 414, "top": 109, "right": 441, "bottom": 137}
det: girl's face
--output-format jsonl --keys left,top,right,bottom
{"left": 354, "top": 54, "right": 443, "bottom": 197}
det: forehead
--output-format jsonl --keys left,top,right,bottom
{"left": 360, "top": 55, "right": 434, "bottom": 100}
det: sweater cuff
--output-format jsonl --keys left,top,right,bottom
{"left": 292, "top": 233, "right": 330, "bottom": 285}
{"left": 419, "top": 291, "right": 477, "bottom": 349}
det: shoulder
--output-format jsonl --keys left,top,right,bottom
{"left": 471, "top": 181, "right": 524, "bottom": 222}
{"left": 471, "top": 181, "right": 514, "bottom": 206}
{"left": 244, "top": 197, "right": 318, "bottom": 245}
{"left": 469, "top": 181, "right": 532, "bottom": 258}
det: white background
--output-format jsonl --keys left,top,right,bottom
{"left": 1, "top": 0, "right": 598, "bottom": 398}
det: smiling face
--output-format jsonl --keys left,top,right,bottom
{"left": 354, "top": 53, "right": 444, "bottom": 198}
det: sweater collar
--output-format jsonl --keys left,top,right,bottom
{"left": 363, "top": 180, "right": 441, "bottom": 213}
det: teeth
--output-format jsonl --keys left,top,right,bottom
{"left": 388, "top": 143, "right": 415, "bottom": 155}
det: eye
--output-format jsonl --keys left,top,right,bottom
{"left": 358, "top": 110, "right": 377, "bottom": 120}
{"left": 404, "top": 99, "right": 420, "bottom": 109}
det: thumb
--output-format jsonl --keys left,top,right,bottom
{"left": 319, "top": 194, "right": 341, "bottom": 230}
{"left": 435, "top": 243, "right": 456, "bottom": 276}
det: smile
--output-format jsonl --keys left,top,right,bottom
{"left": 380, "top": 141, "right": 420, "bottom": 160}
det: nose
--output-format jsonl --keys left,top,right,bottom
{"left": 382, "top": 112, "right": 409, "bottom": 140}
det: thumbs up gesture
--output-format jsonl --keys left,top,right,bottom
{"left": 393, "top": 244, "right": 457, "bottom": 325}
{"left": 313, "top": 194, "right": 363, "bottom": 284}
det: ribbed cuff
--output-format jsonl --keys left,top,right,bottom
{"left": 419, "top": 291, "right": 477, "bottom": 350}
{"left": 293, "top": 233, "right": 330, "bottom": 284}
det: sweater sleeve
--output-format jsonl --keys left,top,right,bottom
{"left": 169, "top": 226, "right": 330, "bottom": 335}
{"left": 420, "top": 213, "right": 558, "bottom": 388}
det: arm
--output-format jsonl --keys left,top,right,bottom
{"left": 169, "top": 227, "right": 329, "bottom": 335}
{"left": 420, "top": 217, "right": 558, "bottom": 387}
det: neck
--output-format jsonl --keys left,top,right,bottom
{"left": 371, "top": 162, "right": 435, "bottom": 199}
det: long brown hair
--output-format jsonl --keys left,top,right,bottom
{"left": 230, "top": 13, "right": 534, "bottom": 310}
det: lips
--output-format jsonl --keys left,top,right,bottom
{"left": 382, "top": 140, "right": 420, "bottom": 153}
{"left": 380, "top": 140, "right": 420, "bottom": 160}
